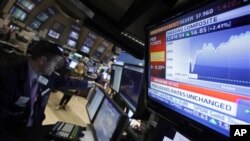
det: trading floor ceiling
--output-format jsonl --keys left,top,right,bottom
{"left": 56, "top": 0, "right": 207, "bottom": 58}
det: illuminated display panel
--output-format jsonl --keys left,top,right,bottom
{"left": 47, "top": 29, "right": 60, "bottom": 39}
{"left": 146, "top": 0, "right": 250, "bottom": 137}
{"left": 10, "top": 6, "right": 27, "bottom": 21}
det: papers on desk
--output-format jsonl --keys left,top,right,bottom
{"left": 163, "top": 132, "right": 190, "bottom": 141}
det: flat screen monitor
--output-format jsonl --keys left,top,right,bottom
{"left": 109, "top": 64, "right": 123, "bottom": 92}
{"left": 93, "top": 95, "right": 128, "bottom": 141}
{"left": 10, "top": 6, "right": 27, "bottom": 21}
{"left": 86, "top": 87, "right": 105, "bottom": 122}
{"left": 67, "top": 39, "right": 77, "bottom": 48}
{"left": 146, "top": 0, "right": 250, "bottom": 139}
{"left": 81, "top": 45, "right": 90, "bottom": 54}
{"left": 47, "top": 29, "right": 60, "bottom": 39}
{"left": 69, "top": 60, "right": 78, "bottom": 69}
{"left": 83, "top": 37, "right": 95, "bottom": 47}
{"left": 119, "top": 64, "right": 144, "bottom": 112}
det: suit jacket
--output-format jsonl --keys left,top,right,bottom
{"left": 0, "top": 59, "right": 89, "bottom": 141}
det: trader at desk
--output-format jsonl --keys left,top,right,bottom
{"left": 0, "top": 40, "right": 100, "bottom": 141}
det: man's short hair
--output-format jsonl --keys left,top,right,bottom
{"left": 30, "top": 40, "right": 63, "bottom": 60}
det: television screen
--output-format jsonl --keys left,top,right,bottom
{"left": 10, "top": 6, "right": 27, "bottom": 21}
{"left": 69, "top": 31, "right": 79, "bottom": 40}
{"left": 93, "top": 96, "right": 128, "bottom": 141}
{"left": 119, "top": 64, "right": 144, "bottom": 112}
{"left": 67, "top": 39, "right": 77, "bottom": 48}
{"left": 146, "top": 0, "right": 250, "bottom": 138}
{"left": 86, "top": 87, "right": 105, "bottom": 122}
{"left": 47, "top": 29, "right": 60, "bottom": 39}
{"left": 109, "top": 64, "right": 123, "bottom": 92}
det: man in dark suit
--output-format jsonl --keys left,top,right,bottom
{"left": 0, "top": 40, "right": 99, "bottom": 141}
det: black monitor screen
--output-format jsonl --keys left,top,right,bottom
{"left": 146, "top": 0, "right": 250, "bottom": 138}
{"left": 86, "top": 88, "right": 105, "bottom": 122}
{"left": 119, "top": 64, "right": 144, "bottom": 111}
{"left": 93, "top": 96, "right": 127, "bottom": 141}
{"left": 110, "top": 64, "right": 123, "bottom": 92}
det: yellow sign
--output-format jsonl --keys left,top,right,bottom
{"left": 151, "top": 51, "right": 165, "bottom": 62}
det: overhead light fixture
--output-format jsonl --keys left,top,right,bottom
{"left": 121, "top": 31, "right": 145, "bottom": 46}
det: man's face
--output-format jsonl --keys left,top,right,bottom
{"left": 40, "top": 56, "right": 62, "bottom": 75}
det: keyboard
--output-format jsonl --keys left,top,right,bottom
{"left": 48, "top": 121, "right": 83, "bottom": 141}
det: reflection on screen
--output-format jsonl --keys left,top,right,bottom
{"left": 119, "top": 65, "right": 144, "bottom": 111}
{"left": 93, "top": 98, "right": 121, "bottom": 141}
{"left": 110, "top": 65, "right": 123, "bottom": 92}
{"left": 87, "top": 88, "right": 104, "bottom": 121}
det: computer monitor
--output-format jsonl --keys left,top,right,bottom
{"left": 67, "top": 39, "right": 77, "bottom": 48}
{"left": 119, "top": 64, "right": 144, "bottom": 112}
{"left": 69, "top": 61, "right": 78, "bottom": 69}
{"left": 9, "top": 6, "right": 27, "bottom": 21}
{"left": 37, "top": 12, "right": 49, "bottom": 22}
{"left": 93, "top": 95, "right": 128, "bottom": 141}
{"left": 109, "top": 64, "right": 123, "bottom": 92}
{"left": 47, "top": 29, "right": 60, "bottom": 39}
{"left": 81, "top": 45, "right": 90, "bottom": 54}
{"left": 86, "top": 87, "right": 105, "bottom": 122}
{"left": 146, "top": 0, "right": 250, "bottom": 140}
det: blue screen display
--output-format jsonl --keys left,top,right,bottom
{"left": 147, "top": 0, "right": 250, "bottom": 137}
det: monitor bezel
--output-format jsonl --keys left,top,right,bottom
{"left": 109, "top": 63, "right": 124, "bottom": 93}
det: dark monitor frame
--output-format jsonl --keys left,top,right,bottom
{"left": 92, "top": 89, "right": 128, "bottom": 141}
{"left": 85, "top": 87, "right": 105, "bottom": 123}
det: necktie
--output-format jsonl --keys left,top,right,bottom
{"left": 27, "top": 79, "right": 38, "bottom": 127}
